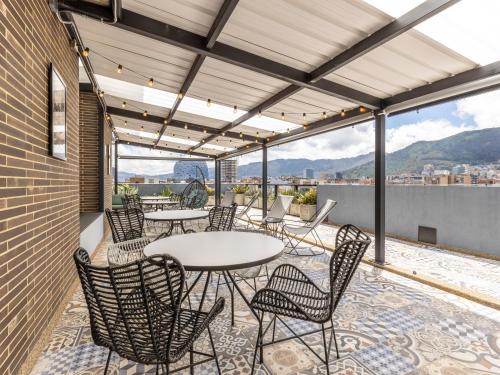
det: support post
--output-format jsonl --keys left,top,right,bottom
{"left": 114, "top": 142, "right": 118, "bottom": 194}
{"left": 374, "top": 111, "right": 386, "bottom": 264}
{"left": 215, "top": 159, "right": 221, "bottom": 206}
{"left": 262, "top": 146, "right": 268, "bottom": 218}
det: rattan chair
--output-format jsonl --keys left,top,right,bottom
{"left": 105, "top": 208, "right": 145, "bottom": 243}
{"left": 283, "top": 199, "right": 337, "bottom": 256}
{"left": 205, "top": 204, "right": 237, "bottom": 232}
{"left": 179, "top": 179, "right": 209, "bottom": 209}
{"left": 249, "top": 232, "right": 371, "bottom": 375}
{"left": 107, "top": 237, "right": 151, "bottom": 266}
{"left": 121, "top": 194, "right": 142, "bottom": 209}
{"left": 74, "top": 248, "right": 224, "bottom": 374}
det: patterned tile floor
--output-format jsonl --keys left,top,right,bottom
{"left": 30, "top": 218, "right": 500, "bottom": 375}
{"left": 247, "top": 208, "right": 500, "bottom": 302}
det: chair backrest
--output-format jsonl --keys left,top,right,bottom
{"left": 306, "top": 199, "right": 337, "bottom": 229}
{"left": 107, "top": 237, "right": 150, "bottom": 266}
{"left": 221, "top": 191, "right": 236, "bottom": 206}
{"left": 329, "top": 238, "right": 371, "bottom": 313}
{"left": 105, "top": 208, "right": 145, "bottom": 243}
{"left": 237, "top": 192, "right": 259, "bottom": 217}
{"left": 74, "top": 248, "right": 185, "bottom": 364}
{"left": 180, "top": 179, "right": 208, "bottom": 209}
{"left": 267, "top": 195, "right": 294, "bottom": 220}
{"left": 335, "top": 224, "right": 370, "bottom": 249}
{"left": 207, "top": 203, "right": 237, "bottom": 231}
{"left": 122, "top": 194, "right": 142, "bottom": 210}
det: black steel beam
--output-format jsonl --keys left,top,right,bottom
{"left": 107, "top": 106, "right": 257, "bottom": 143}
{"left": 114, "top": 141, "right": 118, "bottom": 193}
{"left": 154, "top": 0, "right": 239, "bottom": 146}
{"left": 374, "top": 112, "right": 386, "bottom": 264}
{"left": 262, "top": 145, "right": 268, "bottom": 218}
{"left": 118, "top": 140, "right": 213, "bottom": 158}
{"left": 215, "top": 160, "right": 222, "bottom": 205}
{"left": 118, "top": 155, "right": 212, "bottom": 161}
{"left": 114, "top": 9, "right": 382, "bottom": 108}
{"left": 384, "top": 60, "right": 500, "bottom": 108}
{"left": 309, "top": 0, "right": 460, "bottom": 82}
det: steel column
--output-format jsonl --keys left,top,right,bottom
{"left": 262, "top": 146, "right": 268, "bottom": 218}
{"left": 374, "top": 112, "right": 386, "bottom": 264}
{"left": 215, "top": 160, "right": 221, "bottom": 206}
{"left": 114, "top": 141, "right": 118, "bottom": 194}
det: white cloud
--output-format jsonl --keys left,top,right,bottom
{"left": 455, "top": 90, "right": 500, "bottom": 130}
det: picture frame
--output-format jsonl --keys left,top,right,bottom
{"left": 49, "top": 63, "right": 67, "bottom": 160}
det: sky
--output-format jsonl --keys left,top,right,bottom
{"left": 118, "top": 89, "right": 500, "bottom": 174}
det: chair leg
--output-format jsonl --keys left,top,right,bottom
{"left": 156, "top": 363, "right": 160, "bottom": 375}
{"left": 189, "top": 346, "right": 194, "bottom": 375}
{"left": 208, "top": 326, "right": 221, "bottom": 375}
{"left": 322, "top": 324, "right": 331, "bottom": 375}
{"left": 331, "top": 320, "right": 340, "bottom": 359}
{"left": 103, "top": 349, "right": 112, "bottom": 375}
{"left": 251, "top": 312, "right": 264, "bottom": 374}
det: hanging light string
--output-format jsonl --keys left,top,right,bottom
{"left": 84, "top": 48, "right": 362, "bottom": 121}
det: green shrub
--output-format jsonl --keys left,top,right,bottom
{"left": 206, "top": 186, "right": 215, "bottom": 196}
{"left": 159, "top": 186, "right": 174, "bottom": 197}
{"left": 297, "top": 188, "right": 317, "bottom": 205}
{"left": 231, "top": 184, "right": 249, "bottom": 194}
{"left": 281, "top": 189, "right": 301, "bottom": 203}
{"left": 117, "top": 183, "right": 138, "bottom": 195}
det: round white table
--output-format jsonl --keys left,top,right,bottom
{"left": 141, "top": 196, "right": 172, "bottom": 201}
{"left": 141, "top": 200, "right": 177, "bottom": 211}
{"left": 145, "top": 209, "right": 209, "bottom": 235}
{"left": 144, "top": 231, "right": 284, "bottom": 324}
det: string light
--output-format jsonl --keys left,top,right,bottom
{"left": 122, "top": 101, "right": 126, "bottom": 108}
{"left": 148, "top": 78, "right": 154, "bottom": 87}
{"left": 207, "top": 98, "right": 211, "bottom": 107}
{"left": 233, "top": 105, "right": 238, "bottom": 114}
{"left": 258, "top": 109, "right": 262, "bottom": 118}
{"left": 221, "top": 132, "right": 226, "bottom": 136}
{"left": 184, "top": 123, "right": 188, "bottom": 129}
{"left": 143, "top": 110, "right": 148, "bottom": 117}
{"left": 272, "top": 131, "right": 276, "bottom": 136}
{"left": 163, "top": 119, "right": 167, "bottom": 125}
{"left": 359, "top": 106, "right": 366, "bottom": 113}
{"left": 302, "top": 113, "right": 307, "bottom": 125}
{"left": 281, "top": 112, "right": 285, "bottom": 120}
{"left": 116, "top": 64, "right": 123, "bottom": 74}
{"left": 81, "top": 47, "right": 90, "bottom": 57}
{"left": 322, "top": 111, "right": 327, "bottom": 120}
{"left": 124, "top": 120, "right": 127, "bottom": 126}
{"left": 341, "top": 109, "right": 346, "bottom": 117}
{"left": 239, "top": 132, "right": 243, "bottom": 138}
{"left": 99, "top": 90, "right": 104, "bottom": 98}
{"left": 178, "top": 92, "right": 183, "bottom": 99}
{"left": 203, "top": 129, "right": 207, "bottom": 134}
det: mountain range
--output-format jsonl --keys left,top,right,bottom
{"left": 118, "top": 127, "right": 500, "bottom": 180}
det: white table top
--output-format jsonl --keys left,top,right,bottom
{"left": 142, "top": 200, "right": 177, "bottom": 205}
{"left": 143, "top": 231, "right": 284, "bottom": 271}
{"left": 141, "top": 196, "right": 172, "bottom": 201}
{"left": 145, "top": 209, "right": 209, "bottom": 221}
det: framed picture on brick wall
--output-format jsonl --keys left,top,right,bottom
{"left": 49, "top": 63, "right": 67, "bottom": 160}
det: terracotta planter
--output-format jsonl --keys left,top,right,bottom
{"left": 290, "top": 203, "right": 300, "bottom": 216}
{"left": 234, "top": 193, "right": 245, "bottom": 206}
{"left": 207, "top": 196, "right": 215, "bottom": 206}
{"left": 299, "top": 204, "right": 316, "bottom": 221}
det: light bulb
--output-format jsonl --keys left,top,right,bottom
{"left": 122, "top": 101, "right": 126, "bottom": 108}
{"left": 81, "top": 47, "right": 90, "bottom": 57}
{"left": 117, "top": 64, "right": 122, "bottom": 74}
{"left": 178, "top": 92, "right": 183, "bottom": 99}
{"left": 239, "top": 132, "right": 243, "bottom": 138}
{"left": 148, "top": 78, "right": 154, "bottom": 87}
{"left": 341, "top": 109, "right": 346, "bottom": 117}
{"left": 322, "top": 111, "right": 327, "bottom": 120}
{"left": 207, "top": 98, "right": 211, "bottom": 107}
{"left": 258, "top": 109, "right": 262, "bottom": 118}
{"left": 184, "top": 123, "right": 188, "bottom": 129}
{"left": 359, "top": 106, "right": 366, "bottom": 113}
{"left": 143, "top": 110, "right": 148, "bottom": 117}
{"left": 233, "top": 105, "right": 237, "bottom": 114}
{"left": 281, "top": 112, "right": 285, "bottom": 120}
{"left": 222, "top": 132, "right": 225, "bottom": 136}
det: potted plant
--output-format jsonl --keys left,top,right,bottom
{"left": 231, "top": 184, "right": 248, "bottom": 206}
{"left": 281, "top": 189, "right": 301, "bottom": 216}
{"left": 159, "top": 186, "right": 173, "bottom": 197}
{"left": 206, "top": 186, "right": 215, "bottom": 206}
{"left": 298, "top": 188, "right": 317, "bottom": 221}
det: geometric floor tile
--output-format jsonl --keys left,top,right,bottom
{"left": 352, "top": 343, "right": 416, "bottom": 375}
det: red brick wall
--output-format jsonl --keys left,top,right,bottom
{"left": 79, "top": 91, "right": 100, "bottom": 212}
{"left": 0, "top": 1, "right": 79, "bottom": 374}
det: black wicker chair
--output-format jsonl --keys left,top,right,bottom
{"left": 335, "top": 223, "right": 370, "bottom": 248}
{"left": 105, "top": 208, "right": 145, "bottom": 243}
{"left": 249, "top": 230, "right": 371, "bottom": 375}
{"left": 122, "top": 194, "right": 142, "bottom": 210}
{"left": 179, "top": 180, "right": 209, "bottom": 209}
{"left": 74, "top": 248, "right": 225, "bottom": 375}
{"left": 205, "top": 204, "right": 237, "bottom": 232}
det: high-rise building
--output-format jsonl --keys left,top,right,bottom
{"left": 221, "top": 159, "right": 238, "bottom": 182}
{"left": 303, "top": 168, "right": 314, "bottom": 179}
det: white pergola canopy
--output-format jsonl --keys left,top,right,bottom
{"left": 69, "top": 0, "right": 500, "bottom": 159}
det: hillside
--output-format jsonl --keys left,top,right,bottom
{"left": 343, "top": 127, "right": 500, "bottom": 178}
{"left": 237, "top": 153, "right": 373, "bottom": 178}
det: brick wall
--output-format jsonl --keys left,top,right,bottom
{"left": 0, "top": 1, "right": 79, "bottom": 374}
{"left": 79, "top": 91, "right": 100, "bottom": 212}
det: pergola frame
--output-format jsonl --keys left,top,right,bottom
{"left": 59, "top": 0, "right": 500, "bottom": 264}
